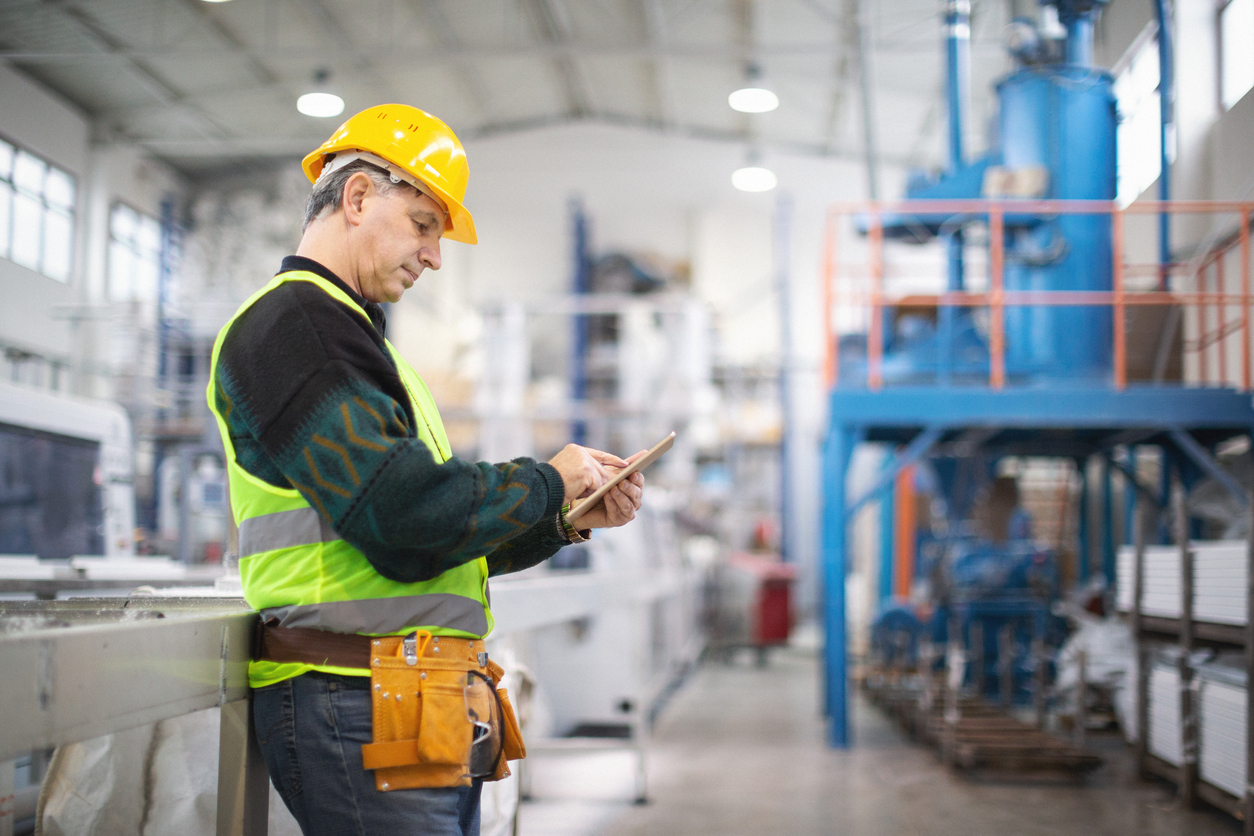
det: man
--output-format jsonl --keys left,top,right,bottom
{"left": 206, "top": 104, "right": 645, "bottom": 836}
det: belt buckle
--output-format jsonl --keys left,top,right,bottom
{"left": 403, "top": 634, "right": 418, "bottom": 666}
{"left": 478, "top": 651, "right": 488, "bottom": 667}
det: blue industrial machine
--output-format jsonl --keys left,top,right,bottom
{"left": 822, "top": 0, "right": 1254, "bottom": 747}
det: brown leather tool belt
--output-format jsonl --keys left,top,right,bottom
{"left": 256, "top": 621, "right": 487, "bottom": 669}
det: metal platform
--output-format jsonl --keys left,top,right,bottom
{"left": 823, "top": 384, "right": 1254, "bottom": 747}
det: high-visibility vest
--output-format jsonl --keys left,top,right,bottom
{"left": 206, "top": 270, "right": 493, "bottom": 688}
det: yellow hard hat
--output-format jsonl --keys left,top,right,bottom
{"left": 302, "top": 104, "right": 477, "bottom": 244}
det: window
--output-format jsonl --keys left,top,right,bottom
{"left": 1114, "top": 34, "right": 1168, "bottom": 207}
{"left": 108, "top": 204, "right": 161, "bottom": 303}
{"left": 1221, "top": 0, "right": 1254, "bottom": 111}
{"left": 0, "top": 137, "right": 76, "bottom": 282}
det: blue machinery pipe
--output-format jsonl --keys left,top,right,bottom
{"left": 939, "top": 0, "right": 970, "bottom": 384}
{"left": 1153, "top": 0, "right": 1173, "bottom": 288}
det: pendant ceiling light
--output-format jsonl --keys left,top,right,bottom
{"left": 732, "top": 150, "right": 777, "bottom": 193}
{"left": 728, "top": 64, "right": 779, "bottom": 114}
{"left": 297, "top": 69, "right": 345, "bottom": 118}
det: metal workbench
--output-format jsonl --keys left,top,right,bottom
{"left": 0, "top": 598, "right": 266, "bottom": 836}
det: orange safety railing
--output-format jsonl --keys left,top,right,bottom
{"left": 822, "top": 200, "right": 1254, "bottom": 392}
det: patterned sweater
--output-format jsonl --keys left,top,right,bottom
{"left": 213, "top": 256, "right": 569, "bottom": 581}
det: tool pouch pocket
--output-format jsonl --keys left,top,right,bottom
{"left": 361, "top": 633, "right": 477, "bottom": 791}
{"left": 499, "top": 687, "right": 526, "bottom": 762}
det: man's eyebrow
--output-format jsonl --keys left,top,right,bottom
{"left": 410, "top": 208, "right": 443, "bottom": 226}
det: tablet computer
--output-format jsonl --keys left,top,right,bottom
{"left": 565, "top": 432, "right": 676, "bottom": 524}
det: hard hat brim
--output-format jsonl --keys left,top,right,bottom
{"left": 302, "top": 147, "right": 478, "bottom": 245}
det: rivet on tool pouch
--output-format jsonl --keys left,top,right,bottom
{"left": 360, "top": 630, "right": 526, "bottom": 790}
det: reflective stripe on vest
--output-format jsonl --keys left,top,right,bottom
{"left": 261, "top": 594, "right": 490, "bottom": 636}
{"left": 238, "top": 507, "right": 339, "bottom": 557}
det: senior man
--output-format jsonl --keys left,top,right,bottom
{"left": 206, "top": 104, "right": 645, "bottom": 836}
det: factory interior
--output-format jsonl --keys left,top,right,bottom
{"left": 2, "top": 0, "right": 1254, "bottom": 834}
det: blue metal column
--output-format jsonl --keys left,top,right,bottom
{"left": 822, "top": 423, "right": 859, "bottom": 747}
{"left": 1153, "top": 0, "right": 1173, "bottom": 289}
{"left": 1077, "top": 457, "right": 1090, "bottom": 582}
{"left": 879, "top": 450, "right": 895, "bottom": 604}
{"left": 939, "top": 0, "right": 970, "bottom": 384}
{"left": 1101, "top": 453, "right": 1116, "bottom": 587}
{"left": 569, "top": 199, "right": 591, "bottom": 445}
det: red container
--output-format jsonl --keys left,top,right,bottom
{"left": 728, "top": 554, "right": 797, "bottom": 647}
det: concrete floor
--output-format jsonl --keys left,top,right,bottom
{"left": 522, "top": 643, "right": 1241, "bottom": 836}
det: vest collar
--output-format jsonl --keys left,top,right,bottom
{"left": 279, "top": 255, "right": 387, "bottom": 336}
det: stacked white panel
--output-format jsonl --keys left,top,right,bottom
{"left": 1116, "top": 541, "right": 1248, "bottom": 626}
{"left": 1148, "top": 662, "right": 1183, "bottom": 765}
{"left": 1199, "top": 670, "right": 1247, "bottom": 798}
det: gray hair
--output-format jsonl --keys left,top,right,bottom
{"left": 302, "top": 159, "right": 416, "bottom": 231}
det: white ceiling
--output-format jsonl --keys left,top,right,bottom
{"left": 0, "top": 0, "right": 1016, "bottom": 180}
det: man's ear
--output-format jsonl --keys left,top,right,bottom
{"left": 341, "top": 171, "right": 373, "bottom": 226}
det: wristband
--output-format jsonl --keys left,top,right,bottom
{"left": 559, "top": 504, "right": 590, "bottom": 544}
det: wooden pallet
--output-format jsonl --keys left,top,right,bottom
{"left": 936, "top": 713, "right": 1103, "bottom": 773}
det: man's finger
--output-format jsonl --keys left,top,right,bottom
{"left": 586, "top": 448, "right": 629, "bottom": 468}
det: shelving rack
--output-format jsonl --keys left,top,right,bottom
{"left": 1131, "top": 480, "right": 1254, "bottom": 831}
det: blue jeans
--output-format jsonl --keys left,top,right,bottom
{"left": 253, "top": 671, "right": 482, "bottom": 836}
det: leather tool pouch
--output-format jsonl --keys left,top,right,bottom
{"left": 360, "top": 632, "right": 525, "bottom": 791}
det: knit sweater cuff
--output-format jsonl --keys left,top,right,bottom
{"left": 535, "top": 462, "right": 567, "bottom": 517}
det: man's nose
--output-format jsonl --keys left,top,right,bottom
{"left": 419, "top": 243, "right": 441, "bottom": 271}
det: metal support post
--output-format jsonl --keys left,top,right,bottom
{"left": 999, "top": 623, "right": 1014, "bottom": 709}
{"left": 879, "top": 450, "right": 895, "bottom": 604}
{"left": 1032, "top": 635, "right": 1046, "bottom": 728}
{"left": 822, "top": 423, "right": 859, "bottom": 746}
{"left": 0, "top": 759, "right": 12, "bottom": 836}
{"left": 971, "top": 620, "right": 984, "bottom": 698}
{"left": 943, "top": 614, "right": 963, "bottom": 765}
{"left": 1074, "top": 648, "right": 1088, "bottom": 749}
{"left": 1101, "top": 453, "right": 1115, "bottom": 589}
{"left": 1174, "top": 475, "right": 1197, "bottom": 808}
{"left": 1244, "top": 487, "right": 1254, "bottom": 836}
{"left": 1077, "top": 458, "right": 1091, "bottom": 582}
{"left": 1123, "top": 447, "right": 1138, "bottom": 547}
{"left": 217, "top": 696, "right": 270, "bottom": 836}
{"left": 1133, "top": 503, "right": 1150, "bottom": 775}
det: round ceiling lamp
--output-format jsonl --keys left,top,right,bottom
{"left": 297, "top": 92, "right": 345, "bottom": 118}
{"left": 728, "top": 87, "right": 779, "bottom": 114}
{"left": 728, "top": 63, "right": 779, "bottom": 113}
{"left": 297, "top": 69, "right": 344, "bottom": 118}
{"left": 732, "top": 165, "right": 777, "bottom": 193}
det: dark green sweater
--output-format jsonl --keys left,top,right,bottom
{"left": 213, "top": 256, "right": 570, "bottom": 582}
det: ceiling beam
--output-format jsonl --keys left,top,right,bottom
{"left": 523, "top": 0, "right": 594, "bottom": 118}
{"left": 641, "top": 0, "right": 676, "bottom": 128}
{"left": 2, "top": 41, "right": 873, "bottom": 63}
{"left": 137, "top": 111, "right": 920, "bottom": 167}
{"left": 408, "top": 0, "right": 494, "bottom": 119}
{"left": 40, "top": 1, "right": 231, "bottom": 140}
{"left": 302, "top": 0, "right": 402, "bottom": 103}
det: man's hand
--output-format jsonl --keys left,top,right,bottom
{"left": 573, "top": 450, "right": 647, "bottom": 530}
{"left": 548, "top": 444, "right": 627, "bottom": 504}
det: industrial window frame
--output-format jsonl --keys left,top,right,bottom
{"left": 107, "top": 201, "right": 162, "bottom": 303}
{"left": 1112, "top": 28, "right": 1166, "bottom": 207}
{"left": 1218, "top": 0, "right": 1254, "bottom": 112}
{"left": 0, "top": 133, "right": 77, "bottom": 284}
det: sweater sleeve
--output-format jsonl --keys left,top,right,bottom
{"left": 214, "top": 281, "right": 567, "bottom": 583}
{"left": 485, "top": 513, "right": 571, "bottom": 576}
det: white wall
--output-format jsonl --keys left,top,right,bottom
{"left": 0, "top": 63, "right": 185, "bottom": 397}
{"left": 0, "top": 62, "right": 88, "bottom": 367}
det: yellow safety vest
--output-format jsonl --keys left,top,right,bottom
{"left": 206, "top": 270, "right": 493, "bottom": 688}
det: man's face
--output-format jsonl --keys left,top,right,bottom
{"left": 354, "top": 179, "right": 445, "bottom": 304}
